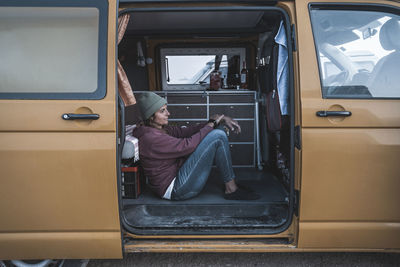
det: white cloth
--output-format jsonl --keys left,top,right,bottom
{"left": 122, "top": 125, "right": 139, "bottom": 162}
{"left": 274, "top": 21, "right": 289, "bottom": 115}
{"left": 163, "top": 178, "right": 176, "bottom": 200}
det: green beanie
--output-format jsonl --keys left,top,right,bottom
{"left": 137, "top": 92, "right": 167, "bottom": 120}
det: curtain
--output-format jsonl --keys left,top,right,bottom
{"left": 118, "top": 14, "right": 136, "bottom": 106}
{"left": 214, "top": 55, "right": 222, "bottom": 71}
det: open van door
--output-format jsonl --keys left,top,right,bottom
{"left": 295, "top": 0, "right": 400, "bottom": 250}
{"left": 0, "top": 0, "right": 122, "bottom": 259}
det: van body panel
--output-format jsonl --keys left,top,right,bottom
{"left": 0, "top": 0, "right": 122, "bottom": 259}
{"left": 301, "top": 98, "right": 400, "bottom": 128}
{"left": 0, "top": 101, "right": 115, "bottom": 132}
{"left": 0, "top": 133, "right": 119, "bottom": 231}
{"left": 299, "top": 222, "right": 400, "bottom": 249}
{"left": 296, "top": 0, "right": 400, "bottom": 249}
{"left": 0, "top": 232, "right": 122, "bottom": 260}
{"left": 300, "top": 128, "right": 400, "bottom": 221}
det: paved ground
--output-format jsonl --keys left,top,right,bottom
{"left": 89, "top": 252, "right": 400, "bottom": 266}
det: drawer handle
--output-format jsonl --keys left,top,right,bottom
{"left": 230, "top": 106, "right": 234, "bottom": 109}
{"left": 186, "top": 106, "right": 190, "bottom": 110}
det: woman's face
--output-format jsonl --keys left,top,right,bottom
{"left": 152, "top": 104, "right": 170, "bottom": 127}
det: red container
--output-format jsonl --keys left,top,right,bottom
{"left": 121, "top": 166, "right": 141, "bottom": 198}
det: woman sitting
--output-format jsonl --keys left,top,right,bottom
{"left": 132, "top": 92, "right": 259, "bottom": 201}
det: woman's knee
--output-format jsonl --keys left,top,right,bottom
{"left": 209, "top": 129, "right": 228, "bottom": 142}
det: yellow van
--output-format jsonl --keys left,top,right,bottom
{"left": 1, "top": 0, "right": 399, "bottom": 262}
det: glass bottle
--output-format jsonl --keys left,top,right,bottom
{"left": 240, "top": 60, "right": 248, "bottom": 89}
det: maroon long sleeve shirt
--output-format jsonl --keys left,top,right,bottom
{"left": 132, "top": 123, "right": 213, "bottom": 197}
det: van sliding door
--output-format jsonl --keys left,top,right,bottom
{"left": 0, "top": 0, "right": 122, "bottom": 259}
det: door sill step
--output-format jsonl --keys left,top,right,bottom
{"left": 124, "top": 238, "right": 293, "bottom": 253}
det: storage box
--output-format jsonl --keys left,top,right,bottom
{"left": 121, "top": 166, "right": 141, "bottom": 199}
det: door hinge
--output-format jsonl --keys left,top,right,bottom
{"left": 294, "top": 190, "right": 299, "bottom": 217}
{"left": 291, "top": 24, "right": 297, "bottom": 52}
{"left": 294, "top": 125, "right": 301, "bottom": 150}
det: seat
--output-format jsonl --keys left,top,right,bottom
{"left": 367, "top": 18, "right": 400, "bottom": 97}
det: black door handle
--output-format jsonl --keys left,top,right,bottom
{"left": 316, "top": 111, "right": 352, "bottom": 117}
{"left": 62, "top": 113, "right": 100, "bottom": 120}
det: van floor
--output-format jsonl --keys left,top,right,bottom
{"left": 122, "top": 168, "right": 289, "bottom": 235}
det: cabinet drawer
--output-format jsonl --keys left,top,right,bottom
{"left": 210, "top": 105, "right": 254, "bottom": 118}
{"left": 226, "top": 120, "right": 254, "bottom": 142}
{"left": 168, "top": 105, "right": 207, "bottom": 119}
{"left": 230, "top": 144, "right": 254, "bottom": 166}
{"left": 209, "top": 94, "right": 255, "bottom": 103}
{"left": 166, "top": 94, "right": 206, "bottom": 104}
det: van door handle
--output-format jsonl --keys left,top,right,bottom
{"left": 62, "top": 113, "right": 100, "bottom": 120}
{"left": 316, "top": 111, "right": 352, "bottom": 117}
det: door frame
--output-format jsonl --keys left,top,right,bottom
{"left": 117, "top": 3, "right": 298, "bottom": 237}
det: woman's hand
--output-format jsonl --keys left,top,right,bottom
{"left": 210, "top": 114, "right": 241, "bottom": 134}
{"left": 222, "top": 116, "right": 241, "bottom": 134}
{"left": 215, "top": 114, "right": 225, "bottom": 124}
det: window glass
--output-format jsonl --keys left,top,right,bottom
{"left": 0, "top": 2, "right": 107, "bottom": 99}
{"left": 310, "top": 8, "right": 400, "bottom": 98}
{"left": 160, "top": 48, "right": 245, "bottom": 90}
{"left": 166, "top": 55, "right": 224, "bottom": 85}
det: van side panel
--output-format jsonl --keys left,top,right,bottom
{"left": 299, "top": 129, "right": 400, "bottom": 249}
{"left": 0, "top": 232, "right": 122, "bottom": 260}
{"left": 0, "top": 0, "right": 122, "bottom": 259}
{"left": 299, "top": 223, "right": 400, "bottom": 249}
{"left": 0, "top": 133, "right": 119, "bottom": 231}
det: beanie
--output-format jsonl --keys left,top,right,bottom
{"left": 137, "top": 92, "right": 167, "bottom": 120}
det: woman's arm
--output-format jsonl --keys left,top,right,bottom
{"left": 166, "top": 115, "right": 222, "bottom": 138}
{"left": 165, "top": 122, "right": 208, "bottom": 138}
{"left": 143, "top": 125, "right": 214, "bottom": 159}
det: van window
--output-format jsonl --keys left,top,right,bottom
{"left": 0, "top": 1, "right": 108, "bottom": 99}
{"left": 310, "top": 7, "right": 400, "bottom": 99}
{"left": 160, "top": 47, "right": 246, "bottom": 90}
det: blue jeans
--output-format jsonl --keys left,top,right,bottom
{"left": 171, "top": 129, "right": 235, "bottom": 200}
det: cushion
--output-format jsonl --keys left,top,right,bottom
{"left": 122, "top": 125, "right": 139, "bottom": 161}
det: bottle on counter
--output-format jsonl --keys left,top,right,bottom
{"left": 240, "top": 60, "right": 248, "bottom": 89}
{"left": 222, "top": 75, "right": 228, "bottom": 89}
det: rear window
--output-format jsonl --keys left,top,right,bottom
{"left": 160, "top": 47, "right": 246, "bottom": 90}
{"left": 0, "top": 0, "right": 108, "bottom": 99}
